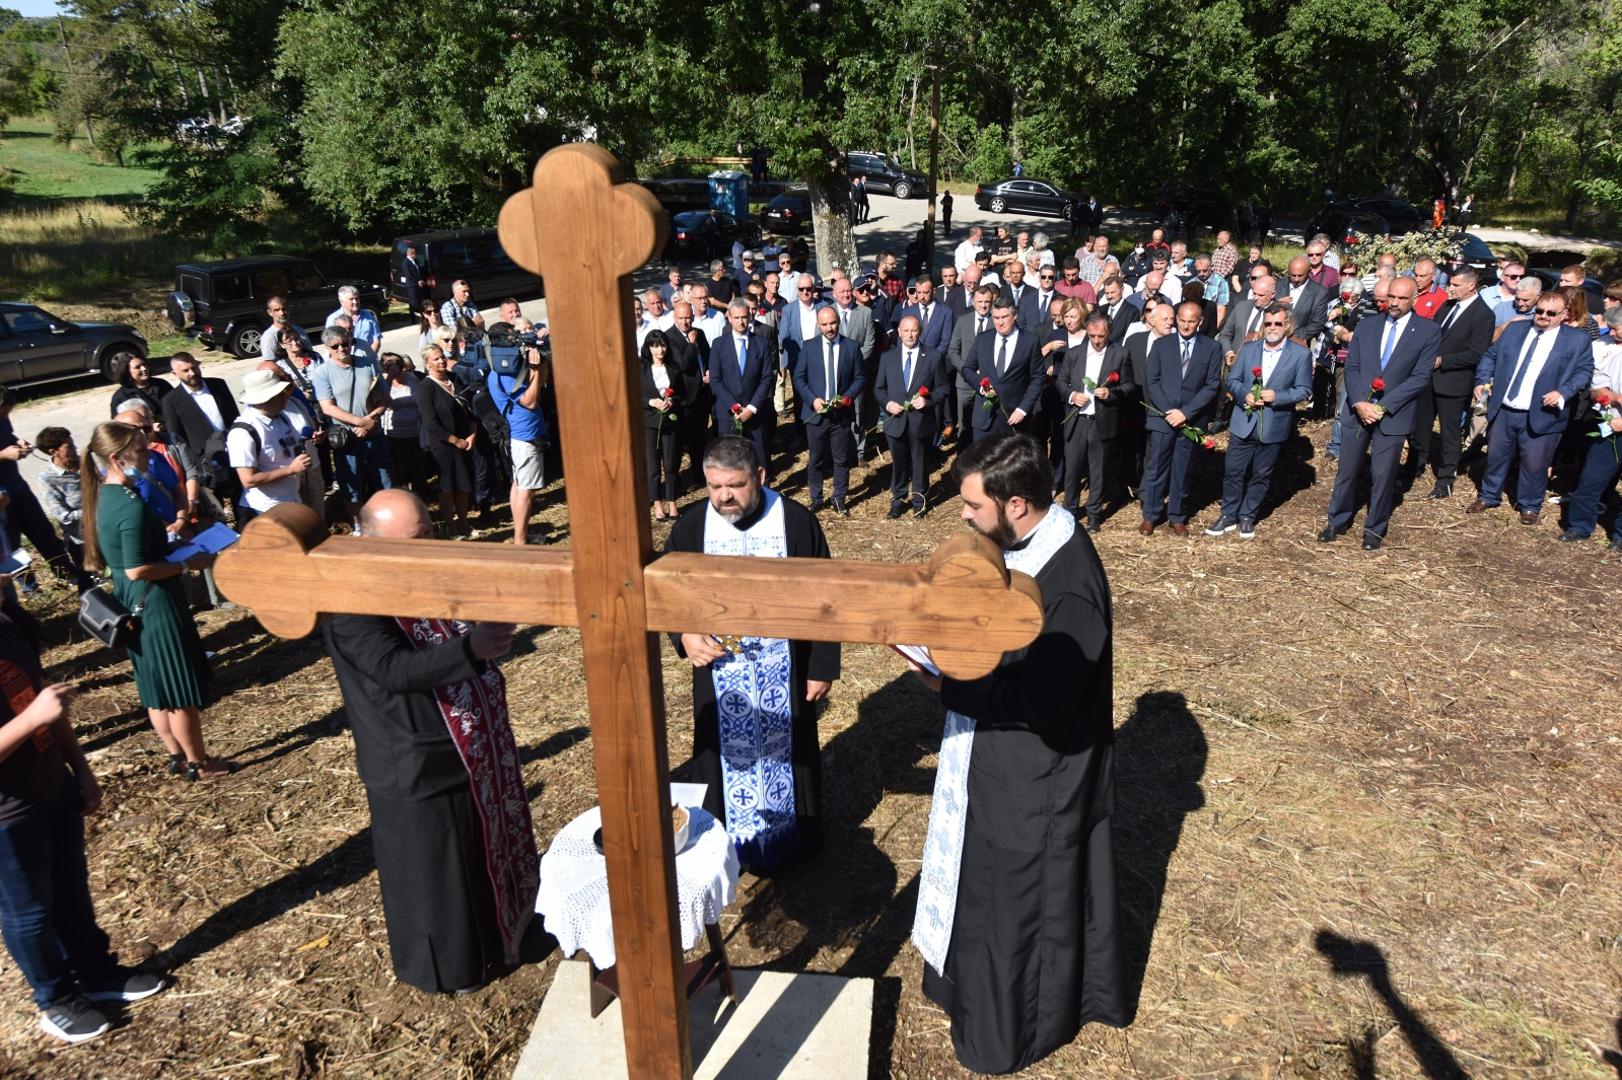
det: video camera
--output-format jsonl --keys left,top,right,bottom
{"left": 488, "top": 326, "right": 550, "bottom": 378}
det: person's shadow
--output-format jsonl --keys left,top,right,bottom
{"left": 1314, "top": 930, "right": 1469, "bottom": 1080}
{"left": 1112, "top": 690, "right": 1207, "bottom": 1014}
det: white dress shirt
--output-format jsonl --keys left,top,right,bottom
{"left": 1502, "top": 325, "right": 1559, "bottom": 410}
{"left": 1080, "top": 346, "right": 1106, "bottom": 415}
{"left": 1260, "top": 342, "right": 1284, "bottom": 384}
{"left": 187, "top": 384, "right": 225, "bottom": 432}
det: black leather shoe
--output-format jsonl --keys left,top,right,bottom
{"left": 912, "top": 501, "right": 929, "bottom": 518}
{"left": 1084, "top": 517, "right": 1101, "bottom": 534}
{"left": 887, "top": 503, "right": 905, "bottom": 519}
{"left": 1428, "top": 480, "right": 1453, "bottom": 499}
{"left": 832, "top": 499, "right": 849, "bottom": 517}
{"left": 1316, "top": 525, "right": 1340, "bottom": 543}
{"left": 1362, "top": 534, "right": 1383, "bottom": 550}
{"left": 809, "top": 499, "right": 825, "bottom": 513}
{"left": 1556, "top": 530, "right": 1590, "bottom": 543}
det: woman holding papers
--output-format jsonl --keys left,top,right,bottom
{"left": 81, "top": 421, "right": 233, "bottom": 782}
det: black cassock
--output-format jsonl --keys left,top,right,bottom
{"left": 930, "top": 526, "right": 1130, "bottom": 1074}
{"left": 323, "top": 615, "right": 508, "bottom": 993}
{"left": 664, "top": 494, "right": 840, "bottom": 865}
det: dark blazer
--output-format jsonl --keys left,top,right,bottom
{"left": 639, "top": 362, "right": 689, "bottom": 431}
{"left": 1123, "top": 330, "right": 1158, "bottom": 395}
{"left": 1225, "top": 339, "right": 1313, "bottom": 443}
{"left": 1055, "top": 342, "right": 1132, "bottom": 439}
{"left": 941, "top": 284, "right": 973, "bottom": 315}
{"left": 998, "top": 284, "right": 1044, "bottom": 333}
{"left": 400, "top": 256, "right": 426, "bottom": 307}
{"left": 665, "top": 329, "right": 710, "bottom": 409}
{"left": 161, "top": 377, "right": 240, "bottom": 465}
{"left": 1430, "top": 296, "right": 1497, "bottom": 397}
{"left": 412, "top": 373, "right": 475, "bottom": 444}
{"left": 1100, "top": 297, "right": 1136, "bottom": 345}
{"left": 1342, "top": 313, "right": 1443, "bottom": 436}
{"left": 708, "top": 330, "right": 775, "bottom": 419}
{"left": 897, "top": 301, "right": 955, "bottom": 356}
{"left": 791, "top": 333, "right": 867, "bottom": 425}
{"left": 874, "top": 344, "right": 945, "bottom": 438}
{"left": 1472, "top": 321, "right": 1592, "bottom": 436}
{"left": 961, "top": 330, "right": 1044, "bottom": 431}
{"left": 1144, "top": 333, "right": 1224, "bottom": 433}
{"left": 1281, "top": 277, "right": 1331, "bottom": 344}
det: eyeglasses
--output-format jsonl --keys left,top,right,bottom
{"left": 798, "top": 287, "right": 815, "bottom": 293}
{"left": 1534, "top": 307, "right": 1563, "bottom": 316}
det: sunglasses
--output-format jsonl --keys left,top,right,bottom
{"left": 1261, "top": 320, "right": 1287, "bottom": 327}
{"left": 1534, "top": 307, "right": 1563, "bottom": 316}
{"left": 1502, "top": 273, "right": 1523, "bottom": 280}
{"left": 798, "top": 287, "right": 816, "bottom": 293}
{"left": 1039, "top": 275, "right": 1055, "bottom": 281}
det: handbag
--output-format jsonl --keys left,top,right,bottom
{"left": 77, "top": 580, "right": 150, "bottom": 650}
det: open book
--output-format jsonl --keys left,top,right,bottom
{"left": 165, "top": 522, "right": 240, "bottom": 564}
{"left": 892, "top": 644, "right": 942, "bottom": 677}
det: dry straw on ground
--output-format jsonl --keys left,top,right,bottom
{"left": 2, "top": 419, "right": 1618, "bottom": 1079}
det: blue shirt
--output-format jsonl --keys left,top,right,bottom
{"left": 325, "top": 307, "right": 380, "bottom": 352}
{"left": 486, "top": 370, "right": 548, "bottom": 443}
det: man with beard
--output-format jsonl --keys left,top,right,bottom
{"left": 322, "top": 490, "right": 539, "bottom": 993}
{"left": 664, "top": 437, "right": 839, "bottom": 867}
{"left": 905, "top": 434, "right": 1129, "bottom": 1075}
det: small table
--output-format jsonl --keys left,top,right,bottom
{"left": 537, "top": 805, "right": 740, "bottom": 1017}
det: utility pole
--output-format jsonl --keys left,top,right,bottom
{"left": 924, "top": 61, "right": 941, "bottom": 273}
{"left": 56, "top": 15, "right": 96, "bottom": 147}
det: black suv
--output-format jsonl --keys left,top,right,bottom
{"left": 388, "top": 228, "right": 542, "bottom": 308}
{"left": 847, "top": 150, "right": 926, "bottom": 200}
{"left": 167, "top": 256, "right": 388, "bottom": 358}
{"left": 0, "top": 302, "right": 147, "bottom": 388}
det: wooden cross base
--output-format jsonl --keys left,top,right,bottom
{"left": 589, "top": 924, "right": 736, "bottom": 1021}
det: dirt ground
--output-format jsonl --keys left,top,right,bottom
{"left": 2, "top": 418, "right": 1619, "bottom": 1080}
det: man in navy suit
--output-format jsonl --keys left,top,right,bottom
{"left": 1139, "top": 302, "right": 1223, "bottom": 535}
{"left": 961, "top": 299, "right": 1043, "bottom": 441}
{"left": 399, "top": 245, "right": 426, "bottom": 313}
{"left": 709, "top": 300, "right": 777, "bottom": 479}
{"left": 792, "top": 306, "right": 867, "bottom": 512}
{"left": 1319, "top": 277, "right": 1442, "bottom": 549}
{"left": 1206, "top": 305, "right": 1313, "bottom": 538}
{"left": 875, "top": 315, "right": 945, "bottom": 516}
{"left": 997, "top": 260, "right": 1043, "bottom": 333}
{"left": 1467, "top": 290, "right": 1592, "bottom": 524}
{"left": 898, "top": 275, "right": 955, "bottom": 433}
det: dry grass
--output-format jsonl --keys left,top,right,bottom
{"left": 1, "top": 419, "right": 1620, "bottom": 1079}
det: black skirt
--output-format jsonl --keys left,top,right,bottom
{"left": 428, "top": 443, "right": 475, "bottom": 496}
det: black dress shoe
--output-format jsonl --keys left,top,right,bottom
{"left": 1557, "top": 530, "right": 1589, "bottom": 542}
{"left": 1316, "top": 525, "right": 1340, "bottom": 543}
{"left": 1362, "top": 534, "right": 1383, "bottom": 550}
{"left": 1084, "top": 516, "right": 1101, "bottom": 534}
{"left": 809, "top": 499, "right": 825, "bottom": 513}
{"left": 1428, "top": 480, "right": 1453, "bottom": 499}
{"left": 912, "top": 501, "right": 929, "bottom": 518}
{"left": 887, "top": 503, "right": 906, "bottom": 519}
{"left": 832, "top": 499, "right": 849, "bottom": 516}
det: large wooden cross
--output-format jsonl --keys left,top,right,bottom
{"left": 215, "top": 143, "right": 1044, "bottom": 1079}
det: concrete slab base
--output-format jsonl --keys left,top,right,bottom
{"left": 512, "top": 959, "right": 873, "bottom": 1079}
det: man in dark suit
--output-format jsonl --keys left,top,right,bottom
{"left": 961, "top": 298, "right": 1042, "bottom": 440}
{"left": 1206, "top": 307, "right": 1313, "bottom": 538}
{"left": 1319, "top": 277, "right": 1443, "bottom": 549}
{"left": 1118, "top": 298, "right": 1174, "bottom": 495}
{"left": 1279, "top": 257, "right": 1330, "bottom": 348}
{"left": 939, "top": 265, "right": 971, "bottom": 315}
{"left": 947, "top": 285, "right": 996, "bottom": 445}
{"left": 161, "top": 351, "right": 241, "bottom": 514}
{"left": 399, "top": 245, "right": 427, "bottom": 314}
{"left": 1467, "top": 290, "right": 1593, "bottom": 524}
{"left": 1097, "top": 276, "right": 1135, "bottom": 345}
{"left": 708, "top": 301, "right": 776, "bottom": 479}
{"left": 875, "top": 315, "right": 945, "bottom": 517}
{"left": 1055, "top": 312, "right": 1132, "bottom": 531}
{"left": 997, "top": 260, "right": 1043, "bottom": 334}
{"left": 1406, "top": 268, "right": 1496, "bottom": 498}
{"left": 667, "top": 301, "right": 712, "bottom": 487}
{"left": 1139, "top": 303, "right": 1223, "bottom": 534}
{"left": 792, "top": 306, "right": 867, "bottom": 513}
{"left": 898, "top": 275, "right": 955, "bottom": 435}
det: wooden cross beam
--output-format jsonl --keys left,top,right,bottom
{"left": 215, "top": 143, "right": 1043, "bottom": 1080}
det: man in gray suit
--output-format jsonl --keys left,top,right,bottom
{"left": 1278, "top": 256, "right": 1330, "bottom": 349}
{"left": 946, "top": 285, "right": 997, "bottom": 447}
{"left": 1218, "top": 274, "right": 1276, "bottom": 364}
{"left": 1206, "top": 304, "right": 1313, "bottom": 538}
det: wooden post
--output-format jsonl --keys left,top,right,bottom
{"left": 215, "top": 144, "right": 1047, "bottom": 1080}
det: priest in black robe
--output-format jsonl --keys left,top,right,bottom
{"left": 322, "top": 491, "right": 540, "bottom": 994}
{"left": 907, "top": 434, "right": 1130, "bottom": 1074}
{"left": 664, "top": 436, "right": 840, "bottom": 869}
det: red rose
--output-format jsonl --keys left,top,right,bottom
{"left": 1202, "top": 437, "right": 1216, "bottom": 450}
{"left": 917, "top": 386, "right": 929, "bottom": 397}
{"left": 980, "top": 378, "right": 992, "bottom": 390}
{"left": 1252, "top": 366, "right": 1263, "bottom": 378}
{"left": 1370, "top": 377, "right": 1386, "bottom": 392}
{"left": 1106, "top": 371, "right": 1120, "bottom": 384}
{"left": 1596, "top": 390, "right": 1612, "bottom": 406}
{"left": 731, "top": 403, "right": 743, "bottom": 415}
{"left": 840, "top": 395, "right": 852, "bottom": 408}
{"left": 662, "top": 387, "right": 674, "bottom": 399}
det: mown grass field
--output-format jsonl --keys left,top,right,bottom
{"left": 0, "top": 116, "right": 163, "bottom": 200}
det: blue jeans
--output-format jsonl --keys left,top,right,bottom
{"left": 1565, "top": 436, "right": 1622, "bottom": 538}
{"left": 1325, "top": 375, "right": 1350, "bottom": 456}
{"left": 0, "top": 778, "right": 113, "bottom": 1007}
{"left": 334, "top": 434, "right": 394, "bottom": 508}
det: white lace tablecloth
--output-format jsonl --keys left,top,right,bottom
{"left": 535, "top": 804, "right": 739, "bottom": 969}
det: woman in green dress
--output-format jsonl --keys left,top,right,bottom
{"left": 81, "top": 421, "right": 232, "bottom": 781}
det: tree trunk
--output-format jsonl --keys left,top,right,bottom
{"left": 1505, "top": 123, "right": 1527, "bottom": 200}
{"left": 807, "top": 171, "right": 860, "bottom": 279}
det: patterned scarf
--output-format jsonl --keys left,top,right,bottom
{"left": 393, "top": 617, "right": 539, "bottom": 963}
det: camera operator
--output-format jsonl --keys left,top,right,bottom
{"left": 487, "top": 333, "right": 551, "bottom": 545}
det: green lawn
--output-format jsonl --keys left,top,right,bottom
{"left": 0, "top": 116, "right": 164, "bottom": 200}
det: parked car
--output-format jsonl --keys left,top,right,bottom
{"left": 388, "top": 229, "right": 542, "bottom": 309}
{"left": 1156, "top": 188, "right": 1232, "bottom": 233}
{"left": 1308, "top": 197, "right": 1429, "bottom": 244}
{"left": 167, "top": 256, "right": 388, "bottom": 358}
{"left": 664, "top": 210, "right": 761, "bottom": 261}
{"left": 0, "top": 302, "right": 147, "bottom": 388}
{"left": 847, "top": 150, "right": 926, "bottom": 200}
{"left": 760, "top": 192, "right": 813, "bottom": 235}
{"left": 641, "top": 177, "right": 712, "bottom": 214}
{"left": 973, "top": 177, "right": 1081, "bottom": 219}
{"left": 1446, "top": 232, "right": 1499, "bottom": 283}
{"left": 1526, "top": 266, "right": 1606, "bottom": 313}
